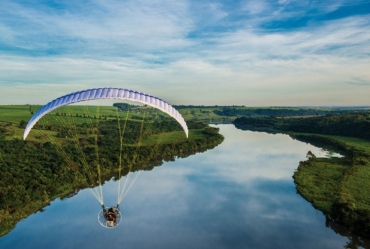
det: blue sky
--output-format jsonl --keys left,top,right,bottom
{"left": 0, "top": 0, "right": 369, "bottom": 105}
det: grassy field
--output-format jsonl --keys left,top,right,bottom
{"left": 325, "top": 135, "right": 370, "bottom": 153}
{"left": 175, "top": 107, "right": 232, "bottom": 122}
{"left": 0, "top": 104, "right": 231, "bottom": 125}
{"left": 0, "top": 105, "right": 204, "bottom": 144}
{"left": 293, "top": 132, "right": 370, "bottom": 236}
{"left": 294, "top": 156, "right": 370, "bottom": 229}
{"left": 0, "top": 104, "right": 165, "bottom": 124}
{"left": 0, "top": 105, "right": 38, "bottom": 124}
{"left": 293, "top": 158, "right": 348, "bottom": 214}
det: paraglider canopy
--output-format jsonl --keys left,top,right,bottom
{"left": 23, "top": 87, "right": 188, "bottom": 140}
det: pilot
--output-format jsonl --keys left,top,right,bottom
{"left": 102, "top": 205, "right": 119, "bottom": 227}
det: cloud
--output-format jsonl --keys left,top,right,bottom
{"left": 347, "top": 77, "right": 370, "bottom": 86}
{"left": 241, "top": 0, "right": 270, "bottom": 15}
{"left": 0, "top": 0, "right": 194, "bottom": 55}
{"left": 0, "top": 0, "right": 369, "bottom": 106}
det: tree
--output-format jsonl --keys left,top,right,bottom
{"left": 306, "top": 151, "right": 316, "bottom": 161}
{"left": 19, "top": 120, "right": 27, "bottom": 129}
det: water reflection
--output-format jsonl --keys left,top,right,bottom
{"left": 0, "top": 125, "right": 369, "bottom": 249}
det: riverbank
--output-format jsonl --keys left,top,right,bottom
{"left": 233, "top": 113, "right": 370, "bottom": 238}
{"left": 0, "top": 111, "right": 224, "bottom": 237}
{"left": 291, "top": 134, "right": 370, "bottom": 238}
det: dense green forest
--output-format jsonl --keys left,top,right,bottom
{"left": 233, "top": 112, "right": 370, "bottom": 237}
{"left": 234, "top": 113, "right": 370, "bottom": 140}
{"left": 0, "top": 106, "right": 224, "bottom": 237}
{"left": 214, "top": 106, "right": 367, "bottom": 117}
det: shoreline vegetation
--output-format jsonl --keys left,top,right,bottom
{"left": 233, "top": 113, "right": 370, "bottom": 238}
{"left": 0, "top": 104, "right": 227, "bottom": 236}
{"left": 1, "top": 104, "right": 370, "bottom": 238}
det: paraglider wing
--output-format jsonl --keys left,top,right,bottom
{"left": 23, "top": 88, "right": 188, "bottom": 140}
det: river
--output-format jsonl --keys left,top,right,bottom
{"left": 0, "top": 125, "right": 369, "bottom": 248}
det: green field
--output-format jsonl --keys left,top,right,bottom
{"left": 0, "top": 106, "right": 210, "bottom": 145}
{"left": 0, "top": 105, "right": 37, "bottom": 124}
{"left": 292, "top": 133, "right": 370, "bottom": 236}
{"left": 0, "top": 104, "right": 166, "bottom": 123}
{"left": 0, "top": 105, "right": 231, "bottom": 126}
{"left": 175, "top": 107, "right": 233, "bottom": 122}
{"left": 325, "top": 135, "right": 370, "bottom": 153}
{"left": 0, "top": 104, "right": 182, "bottom": 141}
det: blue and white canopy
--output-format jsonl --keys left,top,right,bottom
{"left": 23, "top": 88, "right": 188, "bottom": 140}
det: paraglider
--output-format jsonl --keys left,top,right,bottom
{"left": 23, "top": 87, "right": 188, "bottom": 228}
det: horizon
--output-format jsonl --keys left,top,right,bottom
{"left": 1, "top": 103, "right": 370, "bottom": 109}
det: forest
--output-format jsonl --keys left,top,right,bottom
{"left": 214, "top": 106, "right": 368, "bottom": 117}
{"left": 233, "top": 112, "right": 370, "bottom": 237}
{"left": 0, "top": 105, "right": 224, "bottom": 236}
{"left": 173, "top": 105, "right": 370, "bottom": 123}
{"left": 234, "top": 113, "right": 370, "bottom": 140}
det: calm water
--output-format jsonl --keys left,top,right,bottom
{"left": 1, "top": 125, "right": 368, "bottom": 249}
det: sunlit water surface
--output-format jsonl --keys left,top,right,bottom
{"left": 1, "top": 125, "right": 368, "bottom": 249}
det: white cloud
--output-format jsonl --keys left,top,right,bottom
{"left": 242, "top": 0, "right": 270, "bottom": 14}
{"left": 0, "top": 0, "right": 194, "bottom": 53}
{"left": 0, "top": 0, "right": 369, "bottom": 106}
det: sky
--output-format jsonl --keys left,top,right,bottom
{"left": 0, "top": 0, "right": 369, "bottom": 106}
